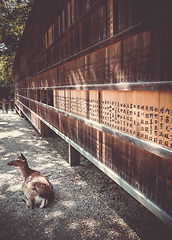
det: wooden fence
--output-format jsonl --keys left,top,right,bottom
{"left": 14, "top": 0, "right": 172, "bottom": 228}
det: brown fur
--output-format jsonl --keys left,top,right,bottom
{"left": 7, "top": 153, "right": 54, "bottom": 209}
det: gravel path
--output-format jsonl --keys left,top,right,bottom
{"left": 0, "top": 111, "right": 172, "bottom": 240}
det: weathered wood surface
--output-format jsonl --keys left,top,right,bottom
{"left": 14, "top": 0, "right": 172, "bottom": 227}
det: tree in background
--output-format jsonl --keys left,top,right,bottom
{"left": 0, "top": 0, "right": 34, "bottom": 100}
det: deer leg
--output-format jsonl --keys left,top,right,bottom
{"left": 26, "top": 198, "right": 34, "bottom": 210}
{"left": 39, "top": 198, "right": 45, "bottom": 208}
{"left": 21, "top": 183, "right": 24, "bottom": 191}
{"left": 21, "top": 196, "right": 27, "bottom": 203}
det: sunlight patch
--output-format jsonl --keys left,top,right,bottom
{"left": 61, "top": 200, "right": 76, "bottom": 209}
{"left": 6, "top": 184, "right": 21, "bottom": 192}
{"left": 82, "top": 219, "right": 99, "bottom": 229}
{"left": 68, "top": 221, "right": 79, "bottom": 230}
{"left": 0, "top": 130, "right": 24, "bottom": 139}
{"left": 48, "top": 210, "right": 64, "bottom": 219}
{"left": 76, "top": 180, "right": 88, "bottom": 188}
{"left": 0, "top": 173, "right": 16, "bottom": 181}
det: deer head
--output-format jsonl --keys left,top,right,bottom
{"left": 7, "top": 153, "right": 26, "bottom": 168}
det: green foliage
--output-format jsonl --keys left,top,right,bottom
{"left": 0, "top": 0, "right": 34, "bottom": 99}
{"left": 0, "top": 54, "right": 14, "bottom": 99}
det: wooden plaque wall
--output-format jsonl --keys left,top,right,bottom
{"left": 14, "top": 0, "right": 172, "bottom": 227}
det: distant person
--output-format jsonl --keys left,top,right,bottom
{"left": 0, "top": 100, "right": 2, "bottom": 112}
{"left": 2, "top": 98, "right": 6, "bottom": 113}
{"left": 5, "top": 100, "right": 9, "bottom": 113}
{"left": 10, "top": 98, "right": 15, "bottom": 112}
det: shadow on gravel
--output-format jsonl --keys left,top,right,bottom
{"left": 72, "top": 158, "right": 172, "bottom": 240}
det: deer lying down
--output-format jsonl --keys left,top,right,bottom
{"left": 7, "top": 153, "right": 54, "bottom": 209}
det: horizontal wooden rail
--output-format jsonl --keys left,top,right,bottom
{"left": 16, "top": 81, "right": 172, "bottom": 92}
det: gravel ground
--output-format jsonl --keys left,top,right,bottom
{"left": 0, "top": 111, "right": 172, "bottom": 240}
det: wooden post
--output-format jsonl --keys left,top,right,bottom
{"left": 69, "top": 144, "right": 80, "bottom": 166}
{"left": 19, "top": 109, "right": 24, "bottom": 118}
{"left": 41, "top": 121, "right": 49, "bottom": 137}
{"left": 40, "top": 121, "right": 56, "bottom": 137}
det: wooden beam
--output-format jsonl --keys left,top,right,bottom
{"left": 25, "top": 81, "right": 172, "bottom": 92}
{"left": 16, "top": 81, "right": 172, "bottom": 92}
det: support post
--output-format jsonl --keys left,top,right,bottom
{"left": 40, "top": 121, "right": 57, "bottom": 137}
{"left": 40, "top": 121, "right": 49, "bottom": 137}
{"left": 19, "top": 109, "right": 24, "bottom": 118}
{"left": 69, "top": 144, "right": 80, "bottom": 167}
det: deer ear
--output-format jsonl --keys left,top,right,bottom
{"left": 20, "top": 153, "right": 26, "bottom": 160}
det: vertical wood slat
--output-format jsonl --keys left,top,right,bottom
{"left": 166, "top": 158, "right": 172, "bottom": 216}
{"left": 164, "top": 92, "right": 171, "bottom": 149}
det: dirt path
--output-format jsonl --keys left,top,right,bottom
{"left": 0, "top": 111, "right": 172, "bottom": 240}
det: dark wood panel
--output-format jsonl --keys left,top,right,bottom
{"left": 15, "top": 5, "right": 172, "bottom": 84}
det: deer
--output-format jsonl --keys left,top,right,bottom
{"left": 7, "top": 153, "right": 54, "bottom": 210}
